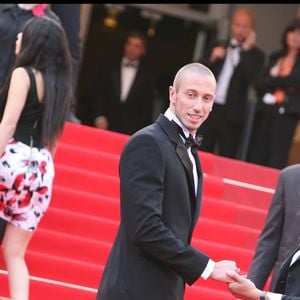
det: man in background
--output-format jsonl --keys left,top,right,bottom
{"left": 91, "top": 30, "right": 158, "bottom": 135}
{"left": 0, "top": 4, "right": 59, "bottom": 89}
{"left": 199, "top": 8, "right": 265, "bottom": 159}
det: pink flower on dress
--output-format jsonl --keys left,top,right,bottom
{"left": 37, "top": 186, "right": 48, "bottom": 195}
{"left": 19, "top": 190, "right": 33, "bottom": 208}
{"left": 39, "top": 161, "right": 47, "bottom": 174}
{"left": 13, "top": 173, "right": 25, "bottom": 190}
{"left": 32, "top": 4, "right": 48, "bottom": 17}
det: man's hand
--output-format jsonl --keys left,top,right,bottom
{"left": 242, "top": 30, "right": 256, "bottom": 51}
{"left": 210, "top": 260, "right": 240, "bottom": 282}
{"left": 209, "top": 46, "right": 226, "bottom": 63}
{"left": 94, "top": 116, "right": 109, "bottom": 129}
{"left": 226, "top": 271, "right": 261, "bottom": 300}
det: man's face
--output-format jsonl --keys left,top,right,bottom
{"left": 169, "top": 73, "right": 215, "bottom": 135}
{"left": 124, "top": 36, "right": 146, "bottom": 61}
{"left": 231, "top": 12, "right": 253, "bottom": 44}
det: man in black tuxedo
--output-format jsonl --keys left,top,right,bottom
{"left": 199, "top": 8, "right": 265, "bottom": 159}
{"left": 96, "top": 62, "right": 239, "bottom": 300}
{"left": 227, "top": 246, "right": 300, "bottom": 299}
{"left": 91, "top": 30, "right": 158, "bottom": 135}
{"left": 247, "top": 164, "right": 300, "bottom": 291}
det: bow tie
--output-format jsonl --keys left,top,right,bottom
{"left": 172, "top": 121, "right": 202, "bottom": 149}
{"left": 123, "top": 61, "right": 137, "bottom": 68}
{"left": 229, "top": 43, "right": 242, "bottom": 49}
{"left": 185, "top": 134, "right": 203, "bottom": 150}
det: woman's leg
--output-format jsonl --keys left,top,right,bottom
{"left": 2, "top": 223, "right": 33, "bottom": 300}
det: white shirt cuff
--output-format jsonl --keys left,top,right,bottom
{"left": 201, "top": 259, "right": 215, "bottom": 280}
{"left": 267, "top": 292, "right": 283, "bottom": 300}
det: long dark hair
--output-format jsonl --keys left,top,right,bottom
{"left": 281, "top": 18, "right": 300, "bottom": 56}
{"left": 7, "top": 16, "right": 73, "bottom": 150}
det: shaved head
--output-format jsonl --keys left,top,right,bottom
{"left": 169, "top": 62, "right": 216, "bottom": 134}
{"left": 173, "top": 62, "right": 216, "bottom": 91}
{"left": 232, "top": 8, "right": 255, "bottom": 29}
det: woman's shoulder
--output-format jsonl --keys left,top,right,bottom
{"left": 13, "top": 66, "right": 30, "bottom": 75}
{"left": 10, "top": 67, "right": 30, "bottom": 88}
{"left": 13, "top": 66, "right": 30, "bottom": 77}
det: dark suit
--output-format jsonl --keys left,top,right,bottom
{"left": 51, "top": 4, "right": 81, "bottom": 90}
{"left": 97, "top": 114, "right": 210, "bottom": 300}
{"left": 0, "top": 4, "right": 60, "bottom": 89}
{"left": 248, "top": 164, "right": 300, "bottom": 291}
{"left": 273, "top": 246, "right": 300, "bottom": 299}
{"left": 199, "top": 42, "right": 265, "bottom": 158}
{"left": 91, "top": 58, "right": 157, "bottom": 135}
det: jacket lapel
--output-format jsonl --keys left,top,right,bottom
{"left": 113, "top": 66, "right": 121, "bottom": 101}
{"left": 126, "top": 64, "right": 142, "bottom": 100}
{"left": 157, "top": 115, "right": 195, "bottom": 191}
{"left": 192, "top": 149, "right": 203, "bottom": 227}
{"left": 175, "top": 143, "right": 195, "bottom": 193}
{"left": 274, "top": 246, "right": 300, "bottom": 293}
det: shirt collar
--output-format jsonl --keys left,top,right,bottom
{"left": 164, "top": 108, "right": 193, "bottom": 138}
{"left": 122, "top": 57, "right": 139, "bottom": 68}
{"left": 229, "top": 38, "right": 242, "bottom": 49}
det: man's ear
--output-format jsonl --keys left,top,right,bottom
{"left": 169, "top": 85, "right": 176, "bottom": 105}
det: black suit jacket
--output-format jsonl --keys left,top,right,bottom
{"left": 97, "top": 114, "right": 210, "bottom": 300}
{"left": 274, "top": 246, "right": 300, "bottom": 299}
{"left": 51, "top": 4, "right": 81, "bottom": 89}
{"left": 91, "top": 58, "right": 157, "bottom": 135}
{"left": 0, "top": 4, "right": 60, "bottom": 88}
{"left": 204, "top": 42, "right": 265, "bottom": 125}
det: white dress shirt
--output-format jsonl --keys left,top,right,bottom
{"left": 120, "top": 57, "right": 138, "bottom": 102}
{"left": 164, "top": 108, "right": 215, "bottom": 279}
{"left": 164, "top": 108, "right": 198, "bottom": 194}
{"left": 214, "top": 38, "right": 241, "bottom": 105}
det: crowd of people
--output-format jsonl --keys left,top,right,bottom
{"left": 0, "top": 4, "right": 299, "bottom": 300}
{"left": 85, "top": 6, "right": 300, "bottom": 171}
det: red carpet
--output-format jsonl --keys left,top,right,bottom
{"left": 0, "top": 122, "right": 280, "bottom": 299}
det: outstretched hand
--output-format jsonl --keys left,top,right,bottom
{"left": 226, "top": 271, "right": 260, "bottom": 300}
{"left": 210, "top": 260, "right": 240, "bottom": 282}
